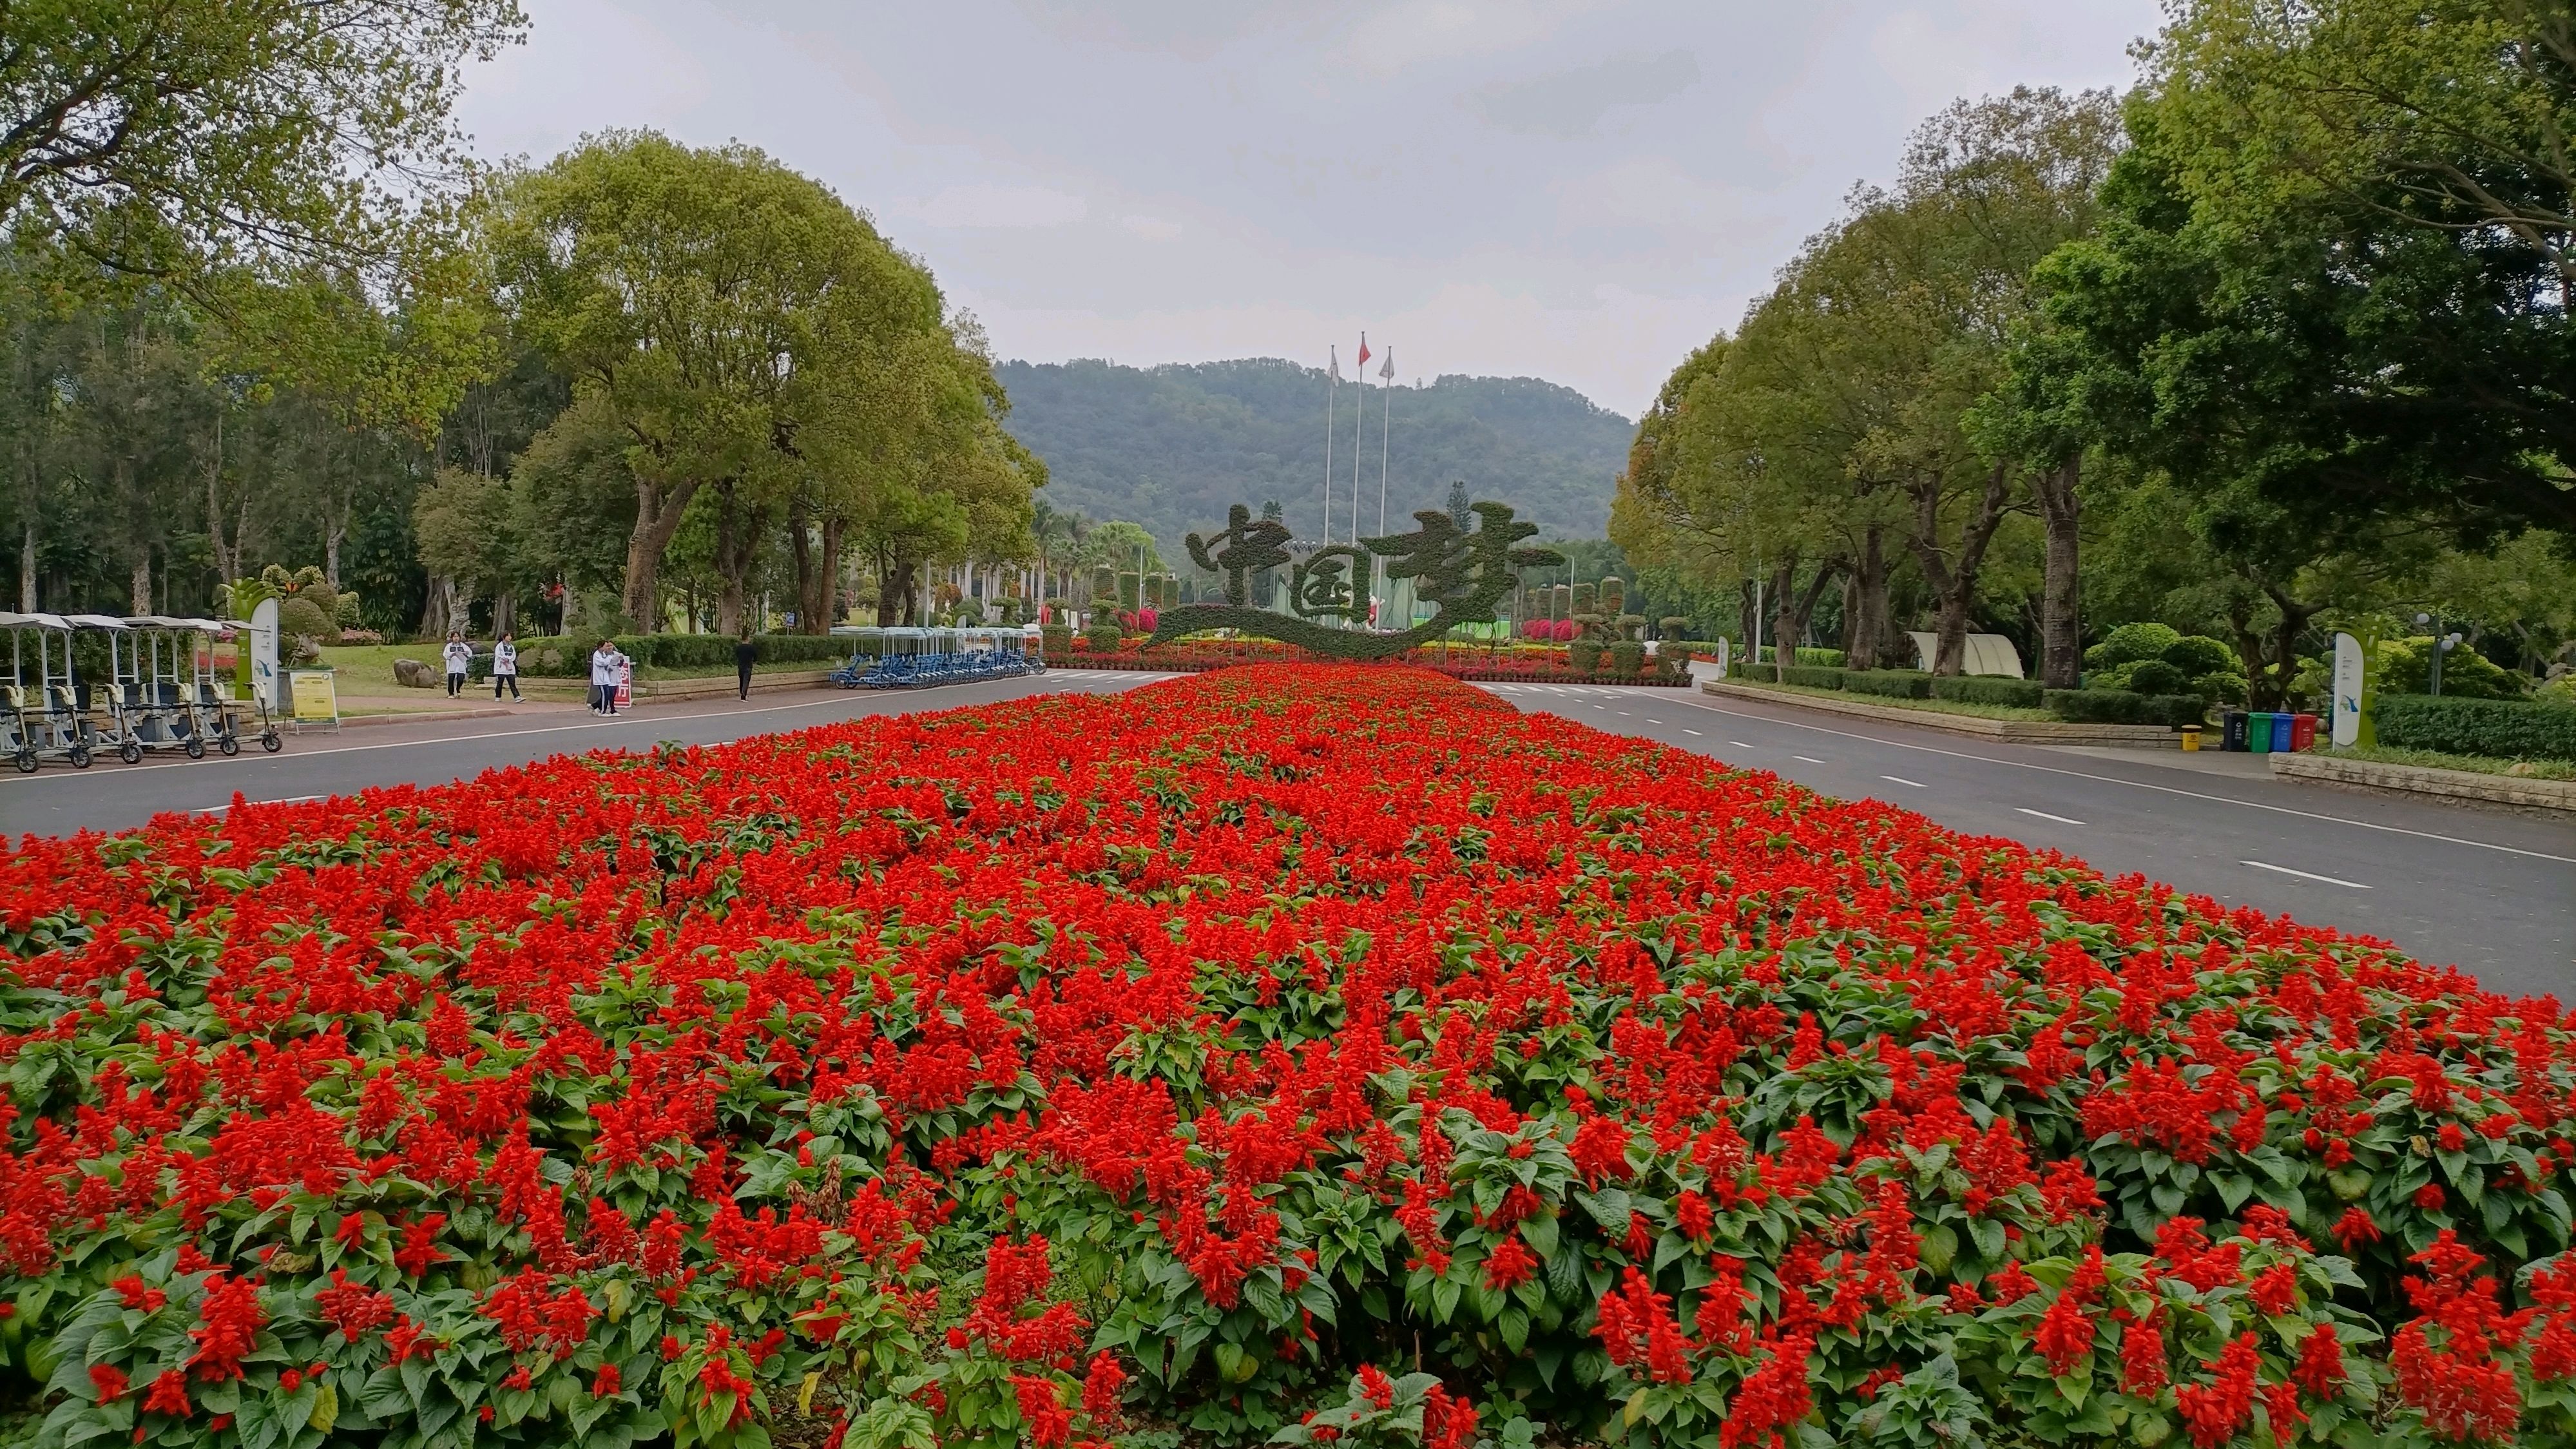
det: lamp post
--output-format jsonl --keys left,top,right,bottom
{"left": 2412, "top": 612, "right": 2464, "bottom": 696}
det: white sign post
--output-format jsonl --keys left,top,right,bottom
{"left": 1713, "top": 637, "right": 1730, "bottom": 680}
{"left": 2331, "top": 631, "right": 2365, "bottom": 748}
{"left": 248, "top": 598, "right": 282, "bottom": 711}
{"left": 615, "top": 657, "right": 634, "bottom": 710}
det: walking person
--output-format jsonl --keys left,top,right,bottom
{"left": 492, "top": 633, "right": 521, "bottom": 700}
{"left": 735, "top": 628, "right": 756, "bottom": 701}
{"left": 588, "top": 638, "right": 624, "bottom": 715}
{"left": 442, "top": 632, "right": 472, "bottom": 698}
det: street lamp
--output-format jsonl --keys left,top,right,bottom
{"left": 2412, "top": 612, "right": 2465, "bottom": 696}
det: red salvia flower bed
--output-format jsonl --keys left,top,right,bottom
{"left": 0, "top": 666, "right": 2569, "bottom": 1449}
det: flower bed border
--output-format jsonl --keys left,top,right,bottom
{"left": 1061, "top": 653, "right": 1694, "bottom": 686}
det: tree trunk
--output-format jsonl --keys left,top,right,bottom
{"left": 1845, "top": 524, "right": 1890, "bottom": 671}
{"left": 620, "top": 474, "right": 703, "bottom": 632}
{"left": 1907, "top": 463, "right": 2015, "bottom": 677}
{"left": 1773, "top": 557, "right": 1841, "bottom": 666}
{"left": 2035, "top": 458, "right": 2082, "bottom": 689}
{"left": 131, "top": 554, "right": 152, "bottom": 615}
{"left": 788, "top": 497, "right": 818, "bottom": 632}
{"left": 19, "top": 523, "right": 34, "bottom": 611}
{"left": 2254, "top": 580, "right": 2320, "bottom": 711}
{"left": 206, "top": 411, "right": 237, "bottom": 585}
{"left": 1766, "top": 555, "right": 1798, "bottom": 666}
{"left": 325, "top": 517, "right": 346, "bottom": 590}
{"left": 492, "top": 591, "right": 515, "bottom": 640}
{"left": 818, "top": 517, "right": 845, "bottom": 633}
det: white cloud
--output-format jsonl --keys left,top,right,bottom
{"left": 894, "top": 184, "right": 1090, "bottom": 229}
{"left": 1341, "top": 0, "right": 1605, "bottom": 75}
{"left": 1122, "top": 215, "right": 1186, "bottom": 241}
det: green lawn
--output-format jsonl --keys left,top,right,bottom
{"left": 1722, "top": 676, "right": 2057, "bottom": 722}
{"left": 2331, "top": 743, "right": 2576, "bottom": 782}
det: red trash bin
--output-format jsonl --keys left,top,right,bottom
{"left": 2290, "top": 713, "right": 2319, "bottom": 751}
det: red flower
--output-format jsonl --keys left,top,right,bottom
{"left": 142, "top": 1370, "right": 189, "bottom": 1417}
{"left": 1357, "top": 1364, "right": 1395, "bottom": 1409}
{"left": 187, "top": 1274, "right": 265, "bottom": 1382}
{"left": 89, "top": 1364, "right": 130, "bottom": 1403}
{"left": 1482, "top": 1237, "right": 1536, "bottom": 1291}
{"left": 2120, "top": 1319, "right": 2167, "bottom": 1395}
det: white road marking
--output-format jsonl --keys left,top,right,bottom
{"left": 1682, "top": 729, "right": 1703, "bottom": 736}
{"left": 2017, "top": 808, "right": 2086, "bottom": 826}
{"left": 1794, "top": 755, "right": 1825, "bottom": 764}
{"left": 1881, "top": 775, "right": 1926, "bottom": 788}
{"left": 1731, "top": 740, "right": 1758, "bottom": 749}
{"left": 2241, "top": 859, "right": 2370, "bottom": 889}
{"left": 1680, "top": 695, "right": 2575, "bottom": 865}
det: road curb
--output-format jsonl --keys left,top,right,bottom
{"left": 2270, "top": 752, "right": 2576, "bottom": 817}
{"left": 1698, "top": 680, "right": 2183, "bottom": 748}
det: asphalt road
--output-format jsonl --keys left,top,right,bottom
{"left": 4, "top": 671, "right": 2567, "bottom": 994}
{"left": 1478, "top": 682, "right": 2575, "bottom": 997}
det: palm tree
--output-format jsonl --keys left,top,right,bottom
{"left": 1031, "top": 499, "right": 1088, "bottom": 604}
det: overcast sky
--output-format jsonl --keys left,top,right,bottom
{"left": 455, "top": 0, "right": 2160, "bottom": 417}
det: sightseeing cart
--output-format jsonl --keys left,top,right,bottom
{"left": 829, "top": 626, "right": 889, "bottom": 687}
{"left": 0, "top": 613, "right": 96, "bottom": 771}
{"left": 848, "top": 624, "right": 1044, "bottom": 689}
{"left": 182, "top": 617, "right": 279, "bottom": 755}
{"left": 62, "top": 614, "right": 162, "bottom": 762}
{"left": 110, "top": 616, "right": 235, "bottom": 760}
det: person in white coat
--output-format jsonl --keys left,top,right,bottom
{"left": 441, "top": 633, "right": 472, "bottom": 697}
{"left": 491, "top": 633, "right": 520, "bottom": 700}
{"left": 589, "top": 638, "right": 627, "bottom": 715}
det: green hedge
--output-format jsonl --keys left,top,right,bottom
{"left": 1931, "top": 675, "right": 2045, "bottom": 709}
{"left": 2378, "top": 693, "right": 2576, "bottom": 761}
{"left": 1778, "top": 664, "right": 1847, "bottom": 689}
{"left": 510, "top": 632, "right": 856, "bottom": 678}
{"left": 2046, "top": 689, "right": 2207, "bottom": 727}
{"left": 1845, "top": 669, "right": 1931, "bottom": 699}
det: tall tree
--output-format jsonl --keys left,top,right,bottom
{"left": 495, "top": 133, "right": 958, "bottom": 630}
{"left": 1, "top": 0, "right": 525, "bottom": 287}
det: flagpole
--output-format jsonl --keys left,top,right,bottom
{"left": 1377, "top": 348, "right": 1392, "bottom": 536}
{"left": 1350, "top": 332, "right": 1367, "bottom": 544}
{"left": 1322, "top": 347, "right": 1337, "bottom": 546}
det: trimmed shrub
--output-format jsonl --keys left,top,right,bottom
{"left": 1846, "top": 669, "right": 1931, "bottom": 699}
{"left": 2162, "top": 634, "right": 2237, "bottom": 677}
{"left": 1040, "top": 624, "right": 1073, "bottom": 658}
{"left": 1568, "top": 638, "right": 1603, "bottom": 672}
{"left": 1086, "top": 622, "right": 1124, "bottom": 653}
{"left": 2122, "top": 659, "right": 2188, "bottom": 696}
{"left": 1608, "top": 640, "right": 1644, "bottom": 675}
{"left": 1780, "top": 664, "right": 1847, "bottom": 689}
{"left": 1733, "top": 660, "right": 1779, "bottom": 683}
{"left": 1931, "top": 675, "right": 2044, "bottom": 709}
{"left": 2378, "top": 693, "right": 2576, "bottom": 761}
{"left": 1796, "top": 646, "right": 1846, "bottom": 667}
{"left": 2084, "top": 621, "right": 2181, "bottom": 669}
{"left": 276, "top": 595, "right": 333, "bottom": 644}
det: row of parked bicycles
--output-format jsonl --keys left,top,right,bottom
{"left": 0, "top": 612, "right": 282, "bottom": 772}
{"left": 828, "top": 626, "right": 1048, "bottom": 689}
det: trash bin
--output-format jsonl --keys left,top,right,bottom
{"left": 2180, "top": 726, "right": 2202, "bottom": 752}
{"left": 2222, "top": 711, "right": 2251, "bottom": 751}
{"left": 2247, "top": 712, "right": 2274, "bottom": 754}
{"left": 2290, "top": 713, "right": 2318, "bottom": 752}
{"left": 2271, "top": 713, "right": 2296, "bottom": 753}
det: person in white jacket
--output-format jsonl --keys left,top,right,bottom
{"left": 492, "top": 633, "right": 520, "bottom": 700}
{"left": 441, "top": 633, "right": 472, "bottom": 698}
{"left": 589, "top": 638, "right": 628, "bottom": 715}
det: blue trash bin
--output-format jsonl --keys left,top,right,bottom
{"left": 2270, "top": 712, "right": 2295, "bottom": 753}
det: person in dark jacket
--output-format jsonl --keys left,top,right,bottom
{"left": 735, "top": 629, "right": 757, "bottom": 700}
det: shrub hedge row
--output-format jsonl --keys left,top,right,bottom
{"left": 1779, "top": 664, "right": 1847, "bottom": 689}
{"left": 1845, "top": 669, "right": 1932, "bottom": 699}
{"left": 499, "top": 633, "right": 857, "bottom": 678}
{"left": 2376, "top": 692, "right": 2576, "bottom": 761}
{"left": 1931, "top": 675, "right": 2046, "bottom": 708}
{"left": 2045, "top": 689, "right": 2208, "bottom": 727}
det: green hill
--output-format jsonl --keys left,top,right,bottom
{"left": 995, "top": 358, "right": 1633, "bottom": 552}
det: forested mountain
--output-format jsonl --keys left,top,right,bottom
{"left": 995, "top": 358, "right": 1633, "bottom": 552}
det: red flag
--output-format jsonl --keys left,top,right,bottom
{"left": 1356, "top": 333, "right": 1371, "bottom": 369}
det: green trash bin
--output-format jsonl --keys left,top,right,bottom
{"left": 2247, "top": 711, "right": 2275, "bottom": 754}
